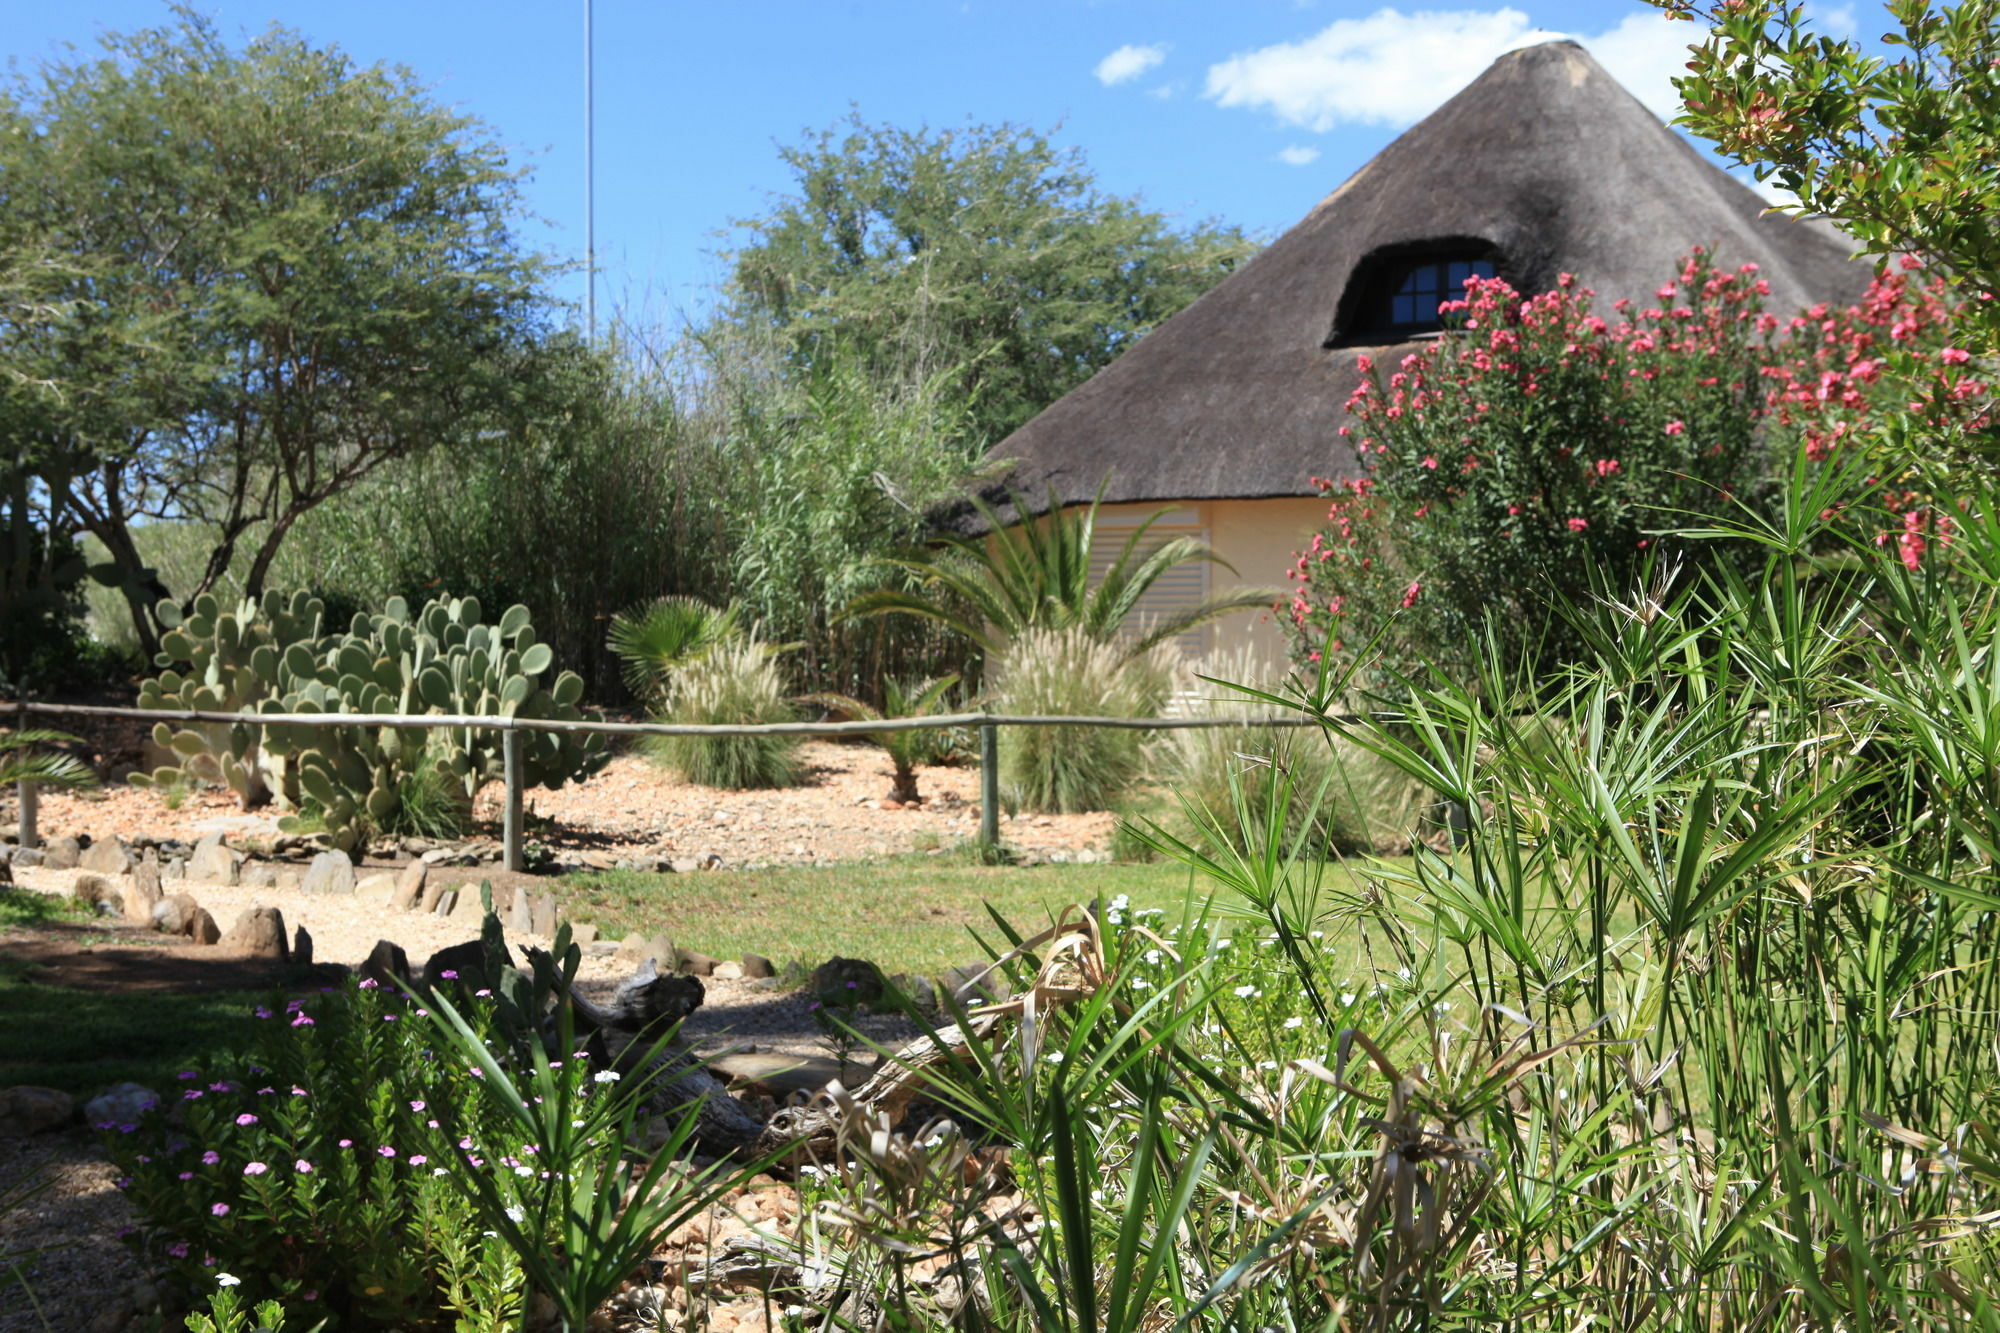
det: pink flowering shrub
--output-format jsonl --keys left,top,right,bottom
{"left": 100, "top": 974, "right": 597, "bottom": 1328}
{"left": 1290, "top": 252, "right": 1987, "bottom": 678}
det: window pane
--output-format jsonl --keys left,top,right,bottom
{"left": 1471, "top": 259, "right": 1494, "bottom": 279}
{"left": 1416, "top": 294, "right": 1438, "bottom": 322}
{"left": 1447, "top": 261, "right": 1469, "bottom": 288}
{"left": 1392, "top": 294, "right": 1415, "bottom": 324}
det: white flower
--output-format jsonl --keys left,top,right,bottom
{"left": 1233, "top": 985, "right": 1258, "bottom": 999}
{"left": 592, "top": 1070, "right": 620, "bottom": 1084}
{"left": 1258, "top": 1059, "right": 1278, "bottom": 1070}
{"left": 504, "top": 1206, "right": 525, "bottom": 1224}
{"left": 216, "top": 1273, "right": 241, "bottom": 1288}
{"left": 1143, "top": 949, "right": 1163, "bottom": 966}
{"left": 1046, "top": 1050, "right": 1065, "bottom": 1064}
{"left": 1340, "top": 992, "right": 1356, "bottom": 1006}
{"left": 1282, "top": 1016, "right": 1304, "bottom": 1029}
{"left": 1131, "top": 978, "right": 1151, "bottom": 990}
{"left": 433, "top": 1166, "right": 449, "bottom": 1177}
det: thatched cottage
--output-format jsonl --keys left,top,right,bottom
{"left": 972, "top": 39, "right": 1869, "bottom": 667}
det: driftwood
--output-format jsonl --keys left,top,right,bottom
{"left": 538, "top": 953, "right": 766, "bottom": 1153}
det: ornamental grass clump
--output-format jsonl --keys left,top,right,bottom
{"left": 993, "top": 627, "right": 1179, "bottom": 813}
{"left": 646, "top": 637, "right": 801, "bottom": 789}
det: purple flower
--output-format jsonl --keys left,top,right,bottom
{"left": 167, "top": 1242, "right": 189, "bottom": 1258}
{"left": 338, "top": 1139, "right": 353, "bottom": 1148}
{"left": 290, "top": 1086, "right": 308, "bottom": 1098}
{"left": 409, "top": 1100, "right": 425, "bottom": 1112}
{"left": 183, "top": 1091, "right": 203, "bottom": 1101}
{"left": 377, "top": 1146, "right": 396, "bottom": 1158}
{"left": 202, "top": 1151, "right": 221, "bottom": 1166}
{"left": 243, "top": 1162, "right": 268, "bottom": 1176}
{"left": 290, "top": 1012, "right": 315, "bottom": 1028}
{"left": 255, "top": 1087, "right": 273, "bottom": 1096}
{"left": 177, "top": 1071, "right": 198, "bottom": 1081}
{"left": 358, "top": 977, "right": 379, "bottom": 990}
{"left": 210, "top": 1203, "right": 230, "bottom": 1217}
{"left": 254, "top": 1006, "right": 273, "bottom": 1019}
{"left": 440, "top": 969, "right": 458, "bottom": 979}
{"left": 178, "top": 1171, "right": 193, "bottom": 1181}
{"left": 381, "top": 1013, "right": 399, "bottom": 1023}
{"left": 408, "top": 1154, "right": 428, "bottom": 1166}
{"left": 208, "top": 1082, "right": 229, "bottom": 1092}
{"left": 475, "top": 988, "right": 492, "bottom": 998}
{"left": 234, "top": 1114, "right": 257, "bottom": 1127}
{"left": 294, "top": 1159, "right": 313, "bottom": 1173}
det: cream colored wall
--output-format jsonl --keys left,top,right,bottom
{"left": 1079, "top": 496, "right": 1328, "bottom": 675}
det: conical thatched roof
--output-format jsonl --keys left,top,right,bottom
{"left": 967, "top": 40, "right": 1869, "bottom": 527}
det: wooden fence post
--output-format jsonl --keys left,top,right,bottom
{"left": 14, "top": 703, "right": 36, "bottom": 850}
{"left": 979, "top": 718, "right": 1000, "bottom": 850}
{"left": 502, "top": 728, "right": 525, "bottom": 873}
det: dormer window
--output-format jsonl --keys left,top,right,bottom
{"left": 1329, "top": 239, "right": 1505, "bottom": 346}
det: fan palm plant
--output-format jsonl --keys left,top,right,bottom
{"left": 800, "top": 674, "right": 961, "bottom": 804}
{"left": 604, "top": 596, "right": 746, "bottom": 708}
{"left": 844, "top": 483, "right": 1276, "bottom": 660}
{"left": 0, "top": 728, "right": 93, "bottom": 792}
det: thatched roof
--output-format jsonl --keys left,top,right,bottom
{"left": 963, "top": 40, "right": 1870, "bottom": 529}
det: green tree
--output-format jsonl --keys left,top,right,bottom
{"left": 1653, "top": 0, "right": 1998, "bottom": 332}
{"left": 723, "top": 113, "right": 1257, "bottom": 447}
{"left": 0, "top": 10, "right": 547, "bottom": 655}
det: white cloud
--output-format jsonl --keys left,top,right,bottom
{"left": 1277, "top": 144, "right": 1323, "bottom": 166}
{"left": 1204, "top": 7, "right": 1696, "bottom": 131}
{"left": 1803, "top": 3, "right": 1858, "bottom": 38}
{"left": 1095, "top": 44, "right": 1168, "bottom": 87}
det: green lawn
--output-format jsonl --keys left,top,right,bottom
{"left": 547, "top": 852, "right": 1371, "bottom": 975}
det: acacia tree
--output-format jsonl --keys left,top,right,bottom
{"left": 723, "top": 114, "right": 1257, "bottom": 447}
{"left": 0, "top": 12, "right": 547, "bottom": 654}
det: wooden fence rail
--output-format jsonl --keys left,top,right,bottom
{"left": 2, "top": 699, "right": 1361, "bottom": 871}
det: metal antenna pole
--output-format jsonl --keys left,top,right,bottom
{"left": 584, "top": 0, "right": 596, "bottom": 339}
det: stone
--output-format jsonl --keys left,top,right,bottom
{"left": 123, "top": 850, "right": 164, "bottom": 924}
{"left": 274, "top": 866, "right": 305, "bottom": 890}
{"left": 239, "top": 861, "right": 278, "bottom": 889}
{"left": 8, "top": 847, "right": 44, "bottom": 869}
{"left": 419, "top": 875, "right": 450, "bottom": 914}
{"left": 944, "top": 962, "right": 1009, "bottom": 1006}
{"left": 711, "top": 960, "right": 744, "bottom": 981}
{"left": 422, "top": 939, "right": 488, "bottom": 989}
{"left": 362, "top": 939, "right": 411, "bottom": 990}
{"left": 42, "top": 835, "right": 81, "bottom": 871}
{"left": 80, "top": 837, "right": 131, "bottom": 875}
{"left": 164, "top": 856, "right": 187, "bottom": 881}
{"left": 218, "top": 906, "right": 289, "bottom": 960}
{"left": 187, "top": 833, "right": 240, "bottom": 885}
{"left": 569, "top": 921, "right": 600, "bottom": 947}
{"left": 530, "top": 892, "right": 558, "bottom": 939}
{"left": 70, "top": 873, "right": 118, "bottom": 908}
{"left": 301, "top": 850, "right": 357, "bottom": 896}
{"left": 392, "top": 862, "right": 429, "bottom": 911}
{"left": 83, "top": 1082, "right": 159, "bottom": 1128}
{"left": 430, "top": 888, "right": 458, "bottom": 917}
{"left": 447, "top": 884, "right": 488, "bottom": 921}
{"left": 615, "top": 931, "right": 669, "bottom": 966}
{"left": 188, "top": 908, "right": 221, "bottom": 946}
{"left": 674, "top": 947, "right": 719, "bottom": 978}
{"left": 356, "top": 873, "right": 397, "bottom": 904}
{"left": 811, "top": 956, "right": 886, "bottom": 1007}
{"left": 152, "top": 892, "right": 200, "bottom": 937}
{"left": 739, "top": 953, "right": 776, "bottom": 980}
{"left": 292, "top": 925, "right": 314, "bottom": 967}
{"left": 0, "top": 1085, "right": 74, "bottom": 1136}
{"left": 502, "top": 883, "right": 532, "bottom": 935}
{"left": 667, "top": 857, "right": 705, "bottom": 875}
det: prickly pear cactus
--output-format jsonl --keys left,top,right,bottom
{"left": 134, "top": 591, "right": 606, "bottom": 858}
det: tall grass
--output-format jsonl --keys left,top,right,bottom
{"left": 993, "top": 627, "right": 1179, "bottom": 813}
{"left": 644, "top": 639, "right": 801, "bottom": 789}
{"left": 1154, "top": 644, "right": 1428, "bottom": 855}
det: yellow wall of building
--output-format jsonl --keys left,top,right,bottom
{"left": 1082, "top": 495, "right": 1329, "bottom": 674}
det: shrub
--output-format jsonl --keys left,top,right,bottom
{"left": 994, "top": 627, "right": 1179, "bottom": 813}
{"left": 646, "top": 638, "right": 801, "bottom": 789}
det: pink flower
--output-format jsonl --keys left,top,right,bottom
{"left": 1664, "top": 420, "right": 1686, "bottom": 436}
{"left": 1401, "top": 582, "right": 1422, "bottom": 609}
{"left": 1567, "top": 517, "right": 1589, "bottom": 532}
{"left": 294, "top": 1159, "right": 313, "bottom": 1173}
{"left": 202, "top": 1151, "right": 221, "bottom": 1166}
{"left": 1594, "top": 459, "right": 1621, "bottom": 477}
{"left": 243, "top": 1162, "right": 268, "bottom": 1176}
{"left": 378, "top": 1146, "right": 396, "bottom": 1158}
{"left": 210, "top": 1203, "right": 230, "bottom": 1217}
{"left": 1941, "top": 347, "right": 1971, "bottom": 365}
{"left": 234, "top": 1114, "right": 257, "bottom": 1127}
{"left": 1421, "top": 455, "right": 1439, "bottom": 469}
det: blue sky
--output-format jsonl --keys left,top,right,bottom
{"left": 1, "top": 1, "right": 1867, "bottom": 330}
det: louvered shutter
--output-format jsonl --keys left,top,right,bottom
{"left": 1090, "top": 510, "right": 1210, "bottom": 660}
